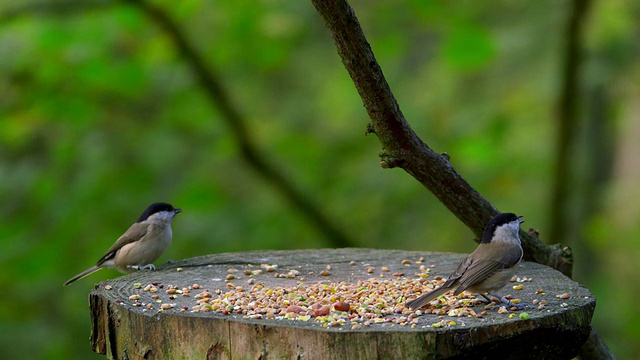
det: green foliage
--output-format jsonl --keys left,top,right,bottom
{"left": 0, "top": 0, "right": 638, "bottom": 358}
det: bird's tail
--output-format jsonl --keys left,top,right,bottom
{"left": 405, "top": 286, "right": 451, "bottom": 310}
{"left": 64, "top": 265, "right": 102, "bottom": 286}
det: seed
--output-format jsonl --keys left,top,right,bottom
{"left": 557, "top": 293, "right": 570, "bottom": 299}
{"left": 366, "top": 267, "right": 374, "bottom": 273}
{"left": 133, "top": 283, "right": 142, "bottom": 289}
{"left": 193, "top": 284, "right": 200, "bottom": 289}
{"left": 512, "top": 284, "right": 524, "bottom": 290}
{"left": 176, "top": 268, "right": 183, "bottom": 272}
{"left": 319, "top": 270, "right": 330, "bottom": 276}
{"left": 519, "top": 312, "right": 531, "bottom": 320}
{"left": 227, "top": 268, "right": 238, "bottom": 274}
{"left": 161, "top": 303, "right": 172, "bottom": 310}
{"left": 129, "top": 294, "right": 140, "bottom": 300}
{"left": 243, "top": 270, "right": 252, "bottom": 276}
{"left": 334, "top": 301, "right": 350, "bottom": 312}
{"left": 286, "top": 305, "right": 304, "bottom": 314}
{"left": 314, "top": 305, "right": 331, "bottom": 317}
{"left": 350, "top": 261, "right": 357, "bottom": 266}
{"left": 226, "top": 274, "right": 235, "bottom": 280}
{"left": 381, "top": 266, "right": 390, "bottom": 272}
{"left": 401, "top": 260, "right": 411, "bottom": 265}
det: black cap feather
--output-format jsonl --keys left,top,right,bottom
{"left": 481, "top": 213, "right": 520, "bottom": 243}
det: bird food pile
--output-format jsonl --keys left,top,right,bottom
{"left": 105, "top": 259, "right": 556, "bottom": 330}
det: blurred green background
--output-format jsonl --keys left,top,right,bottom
{"left": 1, "top": 0, "right": 638, "bottom": 358}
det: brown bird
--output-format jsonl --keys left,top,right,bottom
{"left": 405, "top": 213, "right": 525, "bottom": 310}
{"left": 64, "top": 202, "right": 181, "bottom": 286}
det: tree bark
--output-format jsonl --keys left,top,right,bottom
{"left": 90, "top": 249, "right": 595, "bottom": 359}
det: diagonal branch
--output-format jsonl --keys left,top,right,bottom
{"left": 310, "top": 0, "right": 572, "bottom": 275}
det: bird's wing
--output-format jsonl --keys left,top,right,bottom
{"left": 453, "top": 243, "right": 522, "bottom": 294}
{"left": 96, "top": 222, "right": 149, "bottom": 265}
{"left": 441, "top": 253, "right": 474, "bottom": 288}
{"left": 454, "top": 260, "right": 507, "bottom": 294}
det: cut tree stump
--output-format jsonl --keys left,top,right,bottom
{"left": 89, "top": 248, "right": 594, "bottom": 359}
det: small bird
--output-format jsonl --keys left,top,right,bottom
{"left": 405, "top": 213, "right": 525, "bottom": 310}
{"left": 64, "top": 202, "right": 181, "bottom": 286}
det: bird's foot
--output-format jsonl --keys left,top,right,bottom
{"left": 498, "top": 296, "right": 526, "bottom": 309}
{"left": 127, "top": 264, "right": 156, "bottom": 271}
{"left": 481, "top": 294, "right": 526, "bottom": 309}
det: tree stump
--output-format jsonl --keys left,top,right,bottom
{"left": 89, "top": 248, "right": 594, "bottom": 359}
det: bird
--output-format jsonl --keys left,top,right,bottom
{"left": 405, "top": 212, "right": 525, "bottom": 310}
{"left": 64, "top": 202, "right": 181, "bottom": 286}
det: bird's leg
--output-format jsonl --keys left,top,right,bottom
{"left": 127, "top": 264, "right": 156, "bottom": 271}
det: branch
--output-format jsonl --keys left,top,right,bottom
{"left": 310, "top": 0, "right": 571, "bottom": 274}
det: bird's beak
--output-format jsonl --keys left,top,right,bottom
{"left": 175, "top": 208, "right": 182, "bottom": 214}
{"left": 518, "top": 215, "right": 525, "bottom": 224}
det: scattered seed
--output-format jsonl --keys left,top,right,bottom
{"left": 519, "top": 312, "right": 531, "bottom": 320}
{"left": 314, "top": 306, "right": 331, "bottom": 317}
{"left": 381, "top": 266, "right": 390, "bottom": 272}
{"left": 319, "top": 270, "right": 330, "bottom": 276}
{"left": 286, "top": 305, "right": 305, "bottom": 314}
{"left": 129, "top": 294, "right": 140, "bottom": 301}
{"left": 512, "top": 284, "right": 524, "bottom": 291}
{"left": 334, "top": 301, "right": 350, "bottom": 312}
{"left": 557, "top": 293, "right": 570, "bottom": 299}
{"left": 401, "top": 260, "right": 411, "bottom": 265}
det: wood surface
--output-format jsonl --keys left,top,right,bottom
{"left": 89, "top": 248, "right": 595, "bottom": 359}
